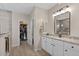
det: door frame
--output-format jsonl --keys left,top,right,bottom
{"left": 19, "top": 21, "right": 27, "bottom": 45}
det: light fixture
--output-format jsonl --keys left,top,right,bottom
{"left": 53, "top": 10, "right": 66, "bottom": 16}
{"left": 61, "top": 24, "right": 63, "bottom": 27}
{"left": 52, "top": 5, "right": 71, "bottom": 17}
{"left": 57, "top": 24, "right": 59, "bottom": 28}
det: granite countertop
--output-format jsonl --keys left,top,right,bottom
{"left": 42, "top": 34, "right": 79, "bottom": 45}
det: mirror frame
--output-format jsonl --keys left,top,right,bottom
{"left": 54, "top": 11, "right": 71, "bottom": 35}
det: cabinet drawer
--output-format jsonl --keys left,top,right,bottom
{"left": 64, "top": 42, "right": 79, "bottom": 52}
{"left": 46, "top": 37, "right": 53, "bottom": 44}
{"left": 64, "top": 42, "right": 79, "bottom": 56}
{"left": 53, "top": 39, "right": 63, "bottom": 46}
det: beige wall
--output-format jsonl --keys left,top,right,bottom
{"left": 27, "top": 8, "right": 35, "bottom": 47}
{"left": 27, "top": 7, "right": 48, "bottom": 51}
{"left": 12, "top": 12, "right": 30, "bottom": 47}
{"left": 34, "top": 7, "right": 48, "bottom": 50}
{"left": 48, "top": 3, "right": 79, "bottom": 37}
{"left": 0, "top": 10, "right": 11, "bottom": 55}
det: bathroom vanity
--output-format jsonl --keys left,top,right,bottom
{"left": 41, "top": 10, "right": 79, "bottom": 56}
{"left": 41, "top": 35, "right": 79, "bottom": 56}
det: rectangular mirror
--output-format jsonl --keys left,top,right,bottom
{"left": 54, "top": 11, "right": 70, "bottom": 35}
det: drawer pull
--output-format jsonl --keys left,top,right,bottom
{"left": 53, "top": 45, "right": 55, "bottom": 46}
{"left": 65, "top": 49, "right": 68, "bottom": 52}
{"left": 71, "top": 46, "right": 74, "bottom": 48}
{"left": 51, "top": 44, "right": 55, "bottom": 46}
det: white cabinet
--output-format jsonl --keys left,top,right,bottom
{"left": 53, "top": 39, "right": 64, "bottom": 56}
{"left": 42, "top": 36, "right": 53, "bottom": 55}
{"left": 42, "top": 36, "right": 79, "bottom": 56}
{"left": 42, "top": 36, "right": 47, "bottom": 51}
{"left": 0, "top": 36, "right": 6, "bottom": 56}
{"left": 0, "top": 19, "right": 9, "bottom": 34}
{"left": 46, "top": 37, "right": 53, "bottom": 55}
{"left": 0, "top": 11, "right": 10, "bottom": 34}
{"left": 42, "top": 36, "right": 63, "bottom": 56}
{"left": 64, "top": 42, "right": 79, "bottom": 56}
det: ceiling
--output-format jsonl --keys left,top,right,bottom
{"left": 0, "top": 3, "right": 56, "bottom": 15}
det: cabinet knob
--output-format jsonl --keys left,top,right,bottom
{"left": 71, "top": 46, "right": 74, "bottom": 48}
{"left": 53, "top": 45, "right": 55, "bottom": 46}
{"left": 65, "top": 49, "right": 68, "bottom": 52}
{"left": 51, "top": 44, "right": 53, "bottom": 45}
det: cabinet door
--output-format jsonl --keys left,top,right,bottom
{"left": 53, "top": 39, "right": 64, "bottom": 56}
{"left": 64, "top": 42, "right": 79, "bottom": 56}
{"left": 46, "top": 38, "right": 53, "bottom": 55}
{"left": 64, "top": 48, "right": 79, "bottom": 56}
{"left": 0, "top": 36, "right": 5, "bottom": 56}
{"left": 42, "top": 36, "right": 47, "bottom": 51}
{"left": 0, "top": 11, "right": 10, "bottom": 34}
{"left": 0, "top": 18, "right": 9, "bottom": 34}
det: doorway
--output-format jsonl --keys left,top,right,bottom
{"left": 20, "top": 24, "right": 27, "bottom": 42}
